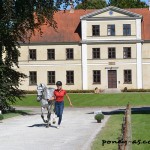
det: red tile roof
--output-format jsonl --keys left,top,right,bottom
{"left": 30, "top": 10, "right": 94, "bottom": 43}
{"left": 30, "top": 8, "right": 150, "bottom": 43}
{"left": 127, "top": 8, "right": 150, "bottom": 40}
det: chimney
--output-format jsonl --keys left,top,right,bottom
{"left": 70, "top": 2, "right": 74, "bottom": 13}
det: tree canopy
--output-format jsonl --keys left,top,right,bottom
{"left": 109, "top": 0, "right": 148, "bottom": 8}
{"left": 75, "top": 0, "right": 148, "bottom": 9}
{"left": 0, "top": 0, "right": 87, "bottom": 111}
{"left": 76, "top": 0, "right": 107, "bottom": 9}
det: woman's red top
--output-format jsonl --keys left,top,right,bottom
{"left": 54, "top": 89, "right": 66, "bottom": 102}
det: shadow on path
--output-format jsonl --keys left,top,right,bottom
{"left": 87, "top": 107, "right": 150, "bottom": 115}
{"left": 28, "top": 124, "right": 57, "bottom": 128}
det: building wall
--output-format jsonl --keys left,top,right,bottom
{"left": 17, "top": 8, "right": 150, "bottom": 91}
{"left": 142, "top": 43, "right": 150, "bottom": 89}
{"left": 86, "top": 43, "right": 137, "bottom": 90}
{"left": 87, "top": 44, "right": 137, "bottom": 59}
{"left": 19, "top": 44, "right": 81, "bottom": 61}
{"left": 80, "top": 8, "right": 143, "bottom": 90}
{"left": 87, "top": 64, "right": 137, "bottom": 90}
{"left": 18, "top": 43, "right": 139, "bottom": 91}
{"left": 17, "top": 65, "right": 82, "bottom": 90}
{"left": 86, "top": 20, "right": 136, "bottom": 40}
{"left": 18, "top": 44, "right": 82, "bottom": 90}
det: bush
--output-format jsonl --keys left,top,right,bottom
{"left": 0, "top": 114, "right": 4, "bottom": 120}
{"left": 94, "top": 114, "right": 104, "bottom": 123}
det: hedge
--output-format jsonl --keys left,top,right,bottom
{"left": 122, "top": 88, "right": 150, "bottom": 92}
{"left": 24, "top": 90, "right": 94, "bottom": 94}
{"left": 24, "top": 89, "right": 150, "bottom": 94}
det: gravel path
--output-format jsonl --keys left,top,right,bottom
{"left": 0, "top": 107, "right": 112, "bottom": 150}
{"left": 1, "top": 106, "right": 149, "bottom": 150}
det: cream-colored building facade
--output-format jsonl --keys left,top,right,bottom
{"left": 17, "top": 6, "right": 150, "bottom": 91}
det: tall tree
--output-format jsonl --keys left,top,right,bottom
{"left": 0, "top": 0, "right": 87, "bottom": 111}
{"left": 76, "top": 0, "right": 107, "bottom": 9}
{"left": 108, "top": 0, "right": 148, "bottom": 8}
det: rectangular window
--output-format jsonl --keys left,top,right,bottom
{"left": 47, "top": 49, "right": 55, "bottom": 60}
{"left": 124, "top": 70, "right": 132, "bottom": 84}
{"left": 107, "top": 25, "right": 115, "bottom": 36}
{"left": 29, "top": 49, "right": 36, "bottom": 60}
{"left": 92, "top": 48, "right": 100, "bottom": 59}
{"left": 123, "top": 24, "right": 131, "bottom": 36}
{"left": 93, "top": 70, "right": 101, "bottom": 84}
{"left": 29, "top": 71, "right": 37, "bottom": 85}
{"left": 123, "top": 47, "right": 131, "bottom": 59}
{"left": 92, "top": 25, "right": 100, "bottom": 36}
{"left": 66, "top": 71, "right": 74, "bottom": 84}
{"left": 66, "top": 48, "right": 74, "bottom": 60}
{"left": 108, "top": 48, "right": 116, "bottom": 59}
{"left": 48, "top": 71, "right": 55, "bottom": 85}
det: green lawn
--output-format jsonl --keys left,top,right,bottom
{"left": 132, "top": 114, "right": 150, "bottom": 150}
{"left": 13, "top": 93, "right": 150, "bottom": 107}
{"left": 91, "top": 114, "right": 123, "bottom": 150}
{"left": 91, "top": 114, "right": 150, "bottom": 150}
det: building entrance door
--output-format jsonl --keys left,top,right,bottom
{"left": 108, "top": 70, "right": 117, "bottom": 88}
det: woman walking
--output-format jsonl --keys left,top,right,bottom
{"left": 49, "top": 81, "right": 73, "bottom": 129}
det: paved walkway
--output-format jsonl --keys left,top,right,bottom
{"left": 0, "top": 107, "right": 112, "bottom": 150}
{"left": 1, "top": 106, "right": 149, "bottom": 150}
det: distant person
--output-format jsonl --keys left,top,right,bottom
{"left": 49, "top": 81, "right": 73, "bottom": 129}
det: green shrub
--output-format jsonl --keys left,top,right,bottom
{"left": 94, "top": 114, "right": 104, "bottom": 123}
{"left": 0, "top": 114, "right": 4, "bottom": 120}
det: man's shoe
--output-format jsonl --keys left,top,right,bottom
{"left": 57, "top": 125, "right": 60, "bottom": 129}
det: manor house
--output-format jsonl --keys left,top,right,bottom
{"left": 17, "top": 6, "right": 150, "bottom": 91}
